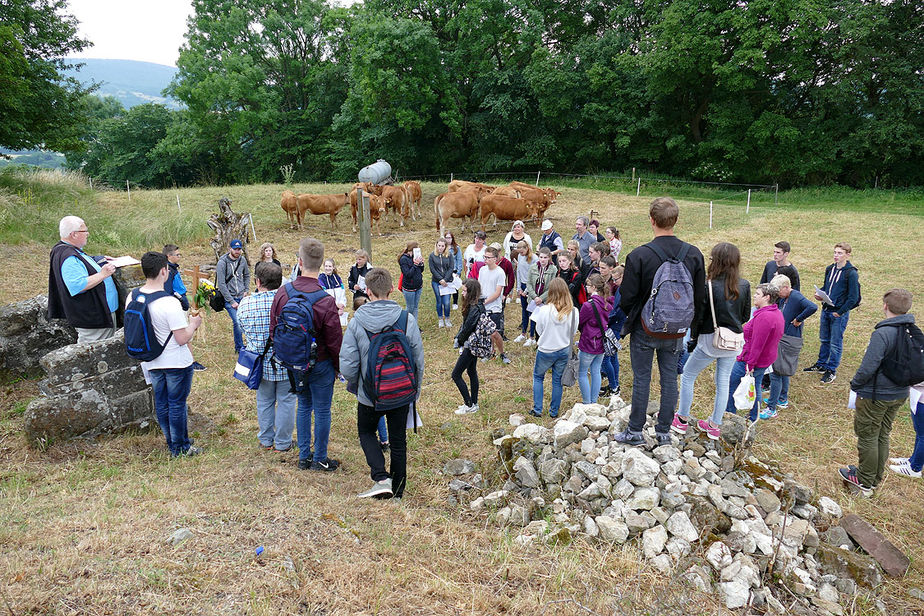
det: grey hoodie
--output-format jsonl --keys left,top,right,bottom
{"left": 339, "top": 299, "right": 425, "bottom": 407}
{"left": 851, "top": 313, "right": 915, "bottom": 400}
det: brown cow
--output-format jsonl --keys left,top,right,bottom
{"left": 350, "top": 189, "right": 387, "bottom": 235}
{"left": 492, "top": 186, "right": 521, "bottom": 198}
{"left": 281, "top": 189, "right": 300, "bottom": 229}
{"left": 434, "top": 190, "right": 482, "bottom": 232}
{"left": 382, "top": 185, "right": 411, "bottom": 227}
{"left": 479, "top": 195, "right": 540, "bottom": 230}
{"left": 448, "top": 179, "right": 495, "bottom": 193}
{"left": 295, "top": 192, "right": 349, "bottom": 229}
{"left": 508, "top": 184, "right": 557, "bottom": 222}
{"left": 403, "top": 180, "right": 422, "bottom": 220}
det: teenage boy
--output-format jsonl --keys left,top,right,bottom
{"left": 805, "top": 242, "right": 860, "bottom": 384}
{"left": 572, "top": 216, "right": 594, "bottom": 263}
{"left": 838, "top": 289, "right": 914, "bottom": 497}
{"left": 479, "top": 246, "right": 511, "bottom": 364}
{"left": 340, "top": 268, "right": 424, "bottom": 499}
{"left": 216, "top": 239, "right": 250, "bottom": 353}
{"left": 239, "top": 262, "right": 295, "bottom": 452}
{"left": 164, "top": 244, "right": 206, "bottom": 371}
{"left": 131, "top": 251, "right": 202, "bottom": 457}
{"left": 270, "top": 238, "right": 343, "bottom": 471}
{"left": 616, "top": 197, "right": 705, "bottom": 446}
{"left": 759, "top": 241, "right": 800, "bottom": 291}
{"left": 464, "top": 231, "right": 487, "bottom": 278}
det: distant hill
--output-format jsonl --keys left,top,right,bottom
{"left": 64, "top": 58, "right": 181, "bottom": 110}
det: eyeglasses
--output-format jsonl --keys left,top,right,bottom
{"left": 74, "top": 229, "right": 89, "bottom": 234}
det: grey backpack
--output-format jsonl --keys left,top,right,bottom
{"left": 640, "top": 243, "right": 694, "bottom": 339}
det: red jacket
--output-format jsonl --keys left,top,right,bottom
{"left": 270, "top": 276, "right": 343, "bottom": 371}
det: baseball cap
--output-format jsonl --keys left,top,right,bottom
{"left": 229, "top": 239, "right": 243, "bottom": 249}
{"left": 541, "top": 219, "right": 553, "bottom": 231}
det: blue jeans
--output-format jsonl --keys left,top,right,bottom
{"left": 725, "top": 361, "right": 767, "bottom": 422}
{"left": 908, "top": 401, "right": 924, "bottom": 472}
{"left": 377, "top": 416, "right": 388, "bottom": 444}
{"left": 256, "top": 378, "right": 296, "bottom": 450}
{"left": 225, "top": 298, "right": 244, "bottom": 352}
{"left": 602, "top": 354, "right": 619, "bottom": 387}
{"left": 519, "top": 285, "right": 536, "bottom": 337}
{"left": 628, "top": 331, "right": 682, "bottom": 434}
{"left": 403, "top": 288, "right": 422, "bottom": 321}
{"left": 532, "top": 348, "right": 569, "bottom": 416}
{"left": 431, "top": 282, "right": 451, "bottom": 318}
{"left": 676, "top": 346, "right": 736, "bottom": 426}
{"left": 294, "top": 359, "right": 335, "bottom": 462}
{"left": 578, "top": 351, "right": 604, "bottom": 404}
{"left": 149, "top": 366, "right": 194, "bottom": 456}
{"left": 767, "top": 373, "right": 790, "bottom": 411}
{"left": 817, "top": 310, "right": 849, "bottom": 372}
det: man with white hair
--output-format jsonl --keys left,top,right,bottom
{"left": 572, "top": 216, "right": 594, "bottom": 263}
{"left": 47, "top": 216, "right": 119, "bottom": 343}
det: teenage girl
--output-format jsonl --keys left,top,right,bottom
{"left": 453, "top": 279, "right": 485, "bottom": 415}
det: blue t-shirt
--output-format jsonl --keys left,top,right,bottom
{"left": 61, "top": 251, "right": 118, "bottom": 313}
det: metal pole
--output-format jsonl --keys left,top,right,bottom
{"left": 746, "top": 189, "right": 751, "bottom": 214}
{"left": 450, "top": 172, "right": 454, "bottom": 183}
{"left": 89, "top": 177, "right": 93, "bottom": 190}
{"left": 358, "top": 190, "right": 372, "bottom": 260}
{"left": 775, "top": 184, "right": 779, "bottom": 205}
{"left": 709, "top": 201, "right": 713, "bottom": 230}
{"left": 176, "top": 194, "right": 182, "bottom": 213}
{"left": 535, "top": 170, "right": 541, "bottom": 186}
{"left": 632, "top": 168, "right": 635, "bottom": 182}
{"left": 126, "top": 180, "right": 130, "bottom": 200}
{"left": 250, "top": 215, "right": 257, "bottom": 242}
{"left": 636, "top": 177, "right": 641, "bottom": 197}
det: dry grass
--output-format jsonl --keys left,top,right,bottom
{"left": 1, "top": 181, "right": 923, "bottom": 615}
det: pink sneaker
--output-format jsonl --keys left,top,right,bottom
{"left": 670, "top": 414, "right": 688, "bottom": 435}
{"left": 696, "top": 419, "right": 721, "bottom": 440}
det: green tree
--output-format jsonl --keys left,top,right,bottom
{"left": 0, "top": 0, "right": 94, "bottom": 152}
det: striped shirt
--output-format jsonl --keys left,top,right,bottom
{"left": 238, "top": 289, "right": 287, "bottom": 381}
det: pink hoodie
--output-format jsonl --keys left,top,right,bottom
{"left": 737, "top": 304, "right": 784, "bottom": 370}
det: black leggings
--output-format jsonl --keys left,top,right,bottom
{"left": 452, "top": 348, "right": 479, "bottom": 407}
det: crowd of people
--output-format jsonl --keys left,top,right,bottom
{"left": 47, "top": 199, "right": 921, "bottom": 500}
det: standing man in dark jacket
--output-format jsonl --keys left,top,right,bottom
{"left": 216, "top": 239, "right": 251, "bottom": 353}
{"left": 838, "top": 289, "right": 914, "bottom": 497}
{"left": 759, "top": 241, "right": 800, "bottom": 290}
{"left": 806, "top": 242, "right": 860, "bottom": 384}
{"left": 270, "top": 238, "right": 343, "bottom": 472}
{"left": 47, "top": 216, "right": 118, "bottom": 343}
{"left": 616, "top": 197, "right": 706, "bottom": 446}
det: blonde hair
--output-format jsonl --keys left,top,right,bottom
{"left": 546, "top": 278, "right": 574, "bottom": 321}
{"left": 517, "top": 240, "right": 533, "bottom": 261}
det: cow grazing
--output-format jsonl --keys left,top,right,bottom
{"left": 351, "top": 189, "right": 387, "bottom": 235}
{"left": 507, "top": 184, "right": 557, "bottom": 222}
{"left": 492, "top": 186, "right": 521, "bottom": 198}
{"left": 382, "top": 185, "right": 411, "bottom": 227}
{"left": 479, "top": 194, "right": 541, "bottom": 230}
{"left": 281, "top": 190, "right": 300, "bottom": 229}
{"left": 403, "top": 180, "right": 422, "bottom": 220}
{"left": 295, "top": 192, "right": 349, "bottom": 229}
{"left": 448, "top": 179, "right": 495, "bottom": 193}
{"left": 434, "top": 190, "right": 482, "bottom": 232}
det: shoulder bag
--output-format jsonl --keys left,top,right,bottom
{"left": 560, "top": 309, "right": 580, "bottom": 387}
{"left": 708, "top": 280, "right": 744, "bottom": 353}
{"left": 591, "top": 299, "right": 620, "bottom": 357}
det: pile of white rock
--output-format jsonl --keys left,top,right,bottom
{"left": 455, "top": 397, "right": 884, "bottom": 615}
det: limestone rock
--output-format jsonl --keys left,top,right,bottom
{"left": 0, "top": 295, "right": 76, "bottom": 375}
{"left": 443, "top": 458, "right": 476, "bottom": 475}
{"left": 818, "top": 496, "right": 843, "bottom": 518}
{"left": 622, "top": 448, "right": 660, "bottom": 486}
{"left": 626, "top": 487, "right": 660, "bottom": 511}
{"left": 512, "top": 423, "right": 549, "bottom": 444}
{"left": 553, "top": 420, "right": 588, "bottom": 448}
{"left": 666, "top": 511, "right": 699, "bottom": 543}
{"left": 539, "top": 458, "right": 568, "bottom": 485}
{"left": 816, "top": 542, "right": 882, "bottom": 589}
{"left": 595, "top": 516, "right": 629, "bottom": 544}
{"left": 642, "top": 525, "right": 668, "bottom": 558}
{"left": 513, "top": 457, "right": 540, "bottom": 488}
{"left": 706, "top": 541, "right": 733, "bottom": 571}
{"left": 719, "top": 579, "right": 750, "bottom": 609}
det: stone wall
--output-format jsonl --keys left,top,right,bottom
{"left": 0, "top": 295, "right": 76, "bottom": 375}
{"left": 24, "top": 332, "right": 154, "bottom": 447}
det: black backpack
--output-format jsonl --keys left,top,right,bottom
{"left": 879, "top": 322, "right": 924, "bottom": 387}
{"left": 125, "top": 289, "right": 174, "bottom": 361}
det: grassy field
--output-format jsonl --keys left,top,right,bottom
{"left": 1, "top": 167, "right": 923, "bottom": 615}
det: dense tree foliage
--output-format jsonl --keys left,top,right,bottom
{"left": 0, "top": 0, "right": 94, "bottom": 152}
{"left": 67, "top": 0, "right": 923, "bottom": 187}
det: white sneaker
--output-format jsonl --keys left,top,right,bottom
{"left": 444, "top": 320, "right": 451, "bottom": 328}
{"left": 513, "top": 334, "right": 526, "bottom": 343}
{"left": 437, "top": 319, "right": 444, "bottom": 328}
{"left": 889, "top": 457, "right": 909, "bottom": 465}
{"left": 357, "top": 478, "right": 394, "bottom": 499}
{"left": 890, "top": 463, "right": 922, "bottom": 478}
{"left": 452, "top": 304, "right": 458, "bottom": 310}
{"left": 524, "top": 339, "right": 536, "bottom": 347}
{"left": 454, "top": 404, "right": 479, "bottom": 415}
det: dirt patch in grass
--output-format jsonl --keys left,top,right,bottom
{"left": 1, "top": 182, "right": 922, "bottom": 614}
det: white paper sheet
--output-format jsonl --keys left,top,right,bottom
{"left": 814, "top": 285, "right": 835, "bottom": 307}
{"left": 109, "top": 255, "right": 141, "bottom": 268}
{"left": 848, "top": 389, "right": 857, "bottom": 409}
{"left": 526, "top": 300, "right": 537, "bottom": 313}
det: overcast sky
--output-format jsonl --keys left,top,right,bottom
{"left": 65, "top": 0, "right": 194, "bottom": 67}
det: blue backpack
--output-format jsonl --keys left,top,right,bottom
{"left": 640, "top": 243, "right": 695, "bottom": 339}
{"left": 124, "top": 289, "right": 174, "bottom": 361}
{"left": 272, "top": 283, "right": 330, "bottom": 373}
{"left": 363, "top": 311, "right": 419, "bottom": 411}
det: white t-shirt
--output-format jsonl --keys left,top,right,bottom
{"left": 479, "top": 266, "right": 507, "bottom": 312}
{"left": 464, "top": 244, "right": 486, "bottom": 270}
{"left": 530, "top": 304, "right": 579, "bottom": 353}
{"left": 140, "top": 294, "right": 194, "bottom": 370}
{"left": 503, "top": 232, "right": 533, "bottom": 260}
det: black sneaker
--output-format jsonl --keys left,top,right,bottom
{"left": 612, "top": 385, "right": 621, "bottom": 396}
{"left": 297, "top": 458, "right": 311, "bottom": 470}
{"left": 613, "top": 429, "right": 645, "bottom": 446}
{"left": 380, "top": 441, "right": 390, "bottom": 454}
{"left": 838, "top": 466, "right": 872, "bottom": 497}
{"left": 599, "top": 382, "right": 611, "bottom": 397}
{"left": 655, "top": 431, "right": 672, "bottom": 446}
{"left": 820, "top": 370, "right": 837, "bottom": 384}
{"left": 803, "top": 363, "right": 825, "bottom": 373}
{"left": 310, "top": 458, "right": 341, "bottom": 472}
{"left": 192, "top": 361, "right": 207, "bottom": 372}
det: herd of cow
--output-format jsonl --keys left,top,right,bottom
{"left": 279, "top": 179, "right": 559, "bottom": 235}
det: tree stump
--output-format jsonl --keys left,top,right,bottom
{"left": 207, "top": 197, "right": 252, "bottom": 263}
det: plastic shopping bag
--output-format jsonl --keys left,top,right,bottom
{"left": 733, "top": 374, "right": 756, "bottom": 410}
